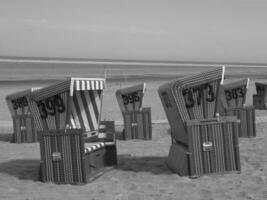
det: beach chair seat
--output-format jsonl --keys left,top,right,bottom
{"left": 6, "top": 88, "right": 40, "bottom": 143}
{"left": 29, "top": 78, "right": 117, "bottom": 184}
{"left": 159, "top": 66, "right": 241, "bottom": 177}
{"left": 253, "top": 82, "right": 267, "bottom": 109}
{"left": 84, "top": 142, "right": 105, "bottom": 154}
{"left": 218, "top": 78, "right": 256, "bottom": 137}
{"left": 39, "top": 129, "right": 116, "bottom": 184}
{"left": 116, "top": 83, "right": 152, "bottom": 140}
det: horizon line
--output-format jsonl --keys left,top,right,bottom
{"left": 1, "top": 56, "right": 267, "bottom": 67}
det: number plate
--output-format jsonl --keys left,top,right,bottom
{"left": 203, "top": 141, "right": 213, "bottom": 151}
{"left": 52, "top": 152, "right": 61, "bottom": 161}
{"left": 37, "top": 94, "right": 66, "bottom": 119}
{"left": 225, "top": 87, "right": 245, "bottom": 101}
{"left": 121, "top": 92, "right": 140, "bottom": 105}
{"left": 182, "top": 83, "right": 215, "bottom": 109}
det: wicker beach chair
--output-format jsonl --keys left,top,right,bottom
{"left": 253, "top": 81, "right": 267, "bottom": 109}
{"left": 29, "top": 78, "right": 117, "bottom": 184}
{"left": 218, "top": 78, "right": 256, "bottom": 137}
{"left": 116, "top": 83, "right": 152, "bottom": 140}
{"left": 158, "top": 66, "right": 241, "bottom": 177}
{"left": 6, "top": 88, "right": 40, "bottom": 143}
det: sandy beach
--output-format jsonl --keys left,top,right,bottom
{"left": 0, "top": 63, "right": 267, "bottom": 200}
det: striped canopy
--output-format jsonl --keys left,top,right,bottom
{"left": 171, "top": 66, "right": 224, "bottom": 121}
{"left": 116, "top": 83, "right": 146, "bottom": 112}
{"left": 158, "top": 66, "right": 224, "bottom": 144}
{"left": 6, "top": 88, "right": 41, "bottom": 117}
{"left": 219, "top": 78, "right": 249, "bottom": 109}
{"left": 29, "top": 78, "right": 105, "bottom": 133}
{"left": 159, "top": 66, "right": 224, "bottom": 122}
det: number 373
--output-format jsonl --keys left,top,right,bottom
{"left": 37, "top": 95, "right": 65, "bottom": 119}
{"left": 182, "top": 83, "right": 215, "bottom": 108}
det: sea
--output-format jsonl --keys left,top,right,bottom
{"left": 1, "top": 57, "right": 267, "bottom": 83}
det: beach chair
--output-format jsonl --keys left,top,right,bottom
{"left": 29, "top": 78, "right": 117, "bottom": 184}
{"left": 116, "top": 83, "right": 152, "bottom": 140}
{"left": 6, "top": 88, "right": 40, "bottom": 143}
{"left": 158, "top": 66, "right": 241, "bottom": 177}
{"left": 218, "top": 78, "right": 256, "bottom": 137}
{"left": 253, "top": 82, "right": 267, "bottom": 109}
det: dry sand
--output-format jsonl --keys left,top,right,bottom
{"left": 0, "top": 78, "right": 266, "bottom": 200}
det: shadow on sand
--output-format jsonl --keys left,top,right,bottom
{"left": 0, "top": 159, "right": 40, "bottom": 181}
{"left": 116, "top": 155, "right": 172, "bottom": 174}
{"left": 0, "top": 156, "right": 172, "bottom": 182}
{"left": 0, "top": 133, "right": 13, "bottom": 142}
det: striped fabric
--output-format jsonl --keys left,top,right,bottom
{"left": 170, "top": 67, "right": 224, "bottom": 122}
{"left": 31, "top": 78, "right": 105, "bottom": 101}
{"left": 158, "top": 66, "right": 224, "bottom": 145}
{"left": 84, "top": 142, "right": 105, "bottom": 153}
{"left": 186, "top": 117, "right": 240, "bottom": 177}
{"left": 40, "top": 129, "right": 86, "bottom": 183}
{"left": 70, "top": 90, "right": 102, "bottom": 132}
{"left": 29, "top": 78, "right": 105, "bottom": 132}
{"left": 73, "top": 79, "right": 105, "bottom": 94}
{"left": 39, "top": 129, "right": 116, "bottom": 184}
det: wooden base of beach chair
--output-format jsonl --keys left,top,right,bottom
{"left": 13, "top": 115, "right": 38, "bottom": 143}
{"left": 222, "top": 107, "right": 256, "bottom": 138}
{"left": 166, "top": 117, "right": 241, "bottom": 178}
{"left": 122, "top": 107, "right": 152, "bottom": 140}
{"left": 39, "top": 129, "right": 117, "bottom": 184}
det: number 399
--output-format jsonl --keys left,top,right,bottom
{"left": 37, "top": 95, "right": 65, "bottom": 119}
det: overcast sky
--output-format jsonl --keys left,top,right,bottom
{"left": 0, "top": 0, "right": 267, "bottom": 63}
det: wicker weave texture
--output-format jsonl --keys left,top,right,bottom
{"left": 39, "top": 129, "right": 86, "bottom": 184}
{"left": 166, "top": 117, "right": 241, "bottom": 177}
{"left": 224, "top": 107, "right": 256, "bottom": 138}
{"left": 187, "top": 118, "right": 241, "bottom": 177}
{"left": 122, "top": 107, "right": 152, "bottom": 140}
{"left": 13, "top": 115, "right": 37, "bottom": 143}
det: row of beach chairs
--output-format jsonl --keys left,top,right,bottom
{"left": 4, "top": 66, "right": 264, "bottom": 184}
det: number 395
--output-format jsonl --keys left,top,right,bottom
{"left": 122, "top": 92, "right": 140, "bottom": 105}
